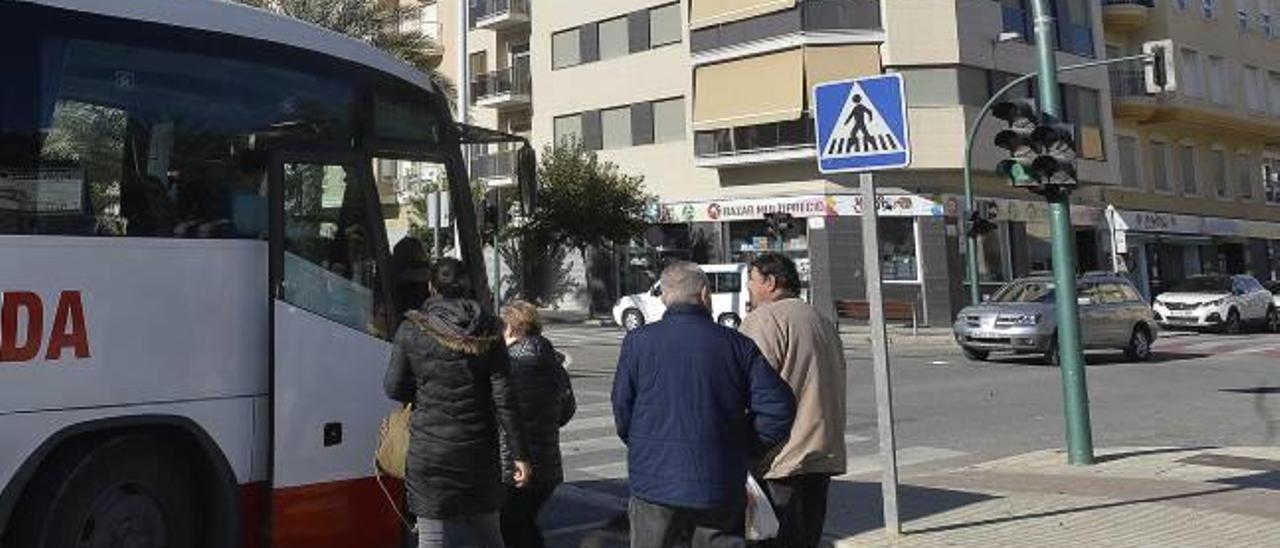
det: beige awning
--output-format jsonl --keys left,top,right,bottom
{"left": 689, "top": 0, "right": 797, "bottom": 30}
{"left": 693, "top": 49, "right": 805, "bottom": 131}
{"left": 803, "top": 45, "right": 882, "bottom": 88}
{"left": 693, "top": 45, "right": 883, "bottom": 131}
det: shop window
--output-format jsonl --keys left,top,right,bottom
{"left": 880, "top": 218, "right": 919, "bottom": 282}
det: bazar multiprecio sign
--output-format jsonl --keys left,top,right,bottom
{"left": 656, "top": 194, "right": 942, "bottom": 224}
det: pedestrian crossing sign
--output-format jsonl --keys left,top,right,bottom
{"left": 813, "top": 74, "right": 911, "bottom": 174}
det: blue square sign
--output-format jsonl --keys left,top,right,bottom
{"left": 813, "top": 74, "right": 911, "bottom": 174}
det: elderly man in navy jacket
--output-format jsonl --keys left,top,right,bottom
{"left": 613, "top": 261, "right": 796, "bottom": 548}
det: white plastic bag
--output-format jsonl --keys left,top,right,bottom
{"left": 745, "top": 475, "right": 779, "bottom": 541}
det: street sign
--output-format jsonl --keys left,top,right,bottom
{"left": 813, "top": 73, "right": 909, "bottom": 538}
{"left": 813, "top": 74, "right": 911, "bottom": 174}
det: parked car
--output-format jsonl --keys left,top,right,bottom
{"left": 612, "top": 263, "right": 749, "bottom": 331}
{"left": 1267, "top": 281, "right": 1280, "bottom": 309}
{"left": 1152, "top": 275, "right": 1278, "bottom": 334}
{"left": 953, "top": 272, "right": 1159, "bottom": 365}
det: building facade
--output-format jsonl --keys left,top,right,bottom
{"left": 1102, "top": 0, "right": 1280, "bottom": 299}
{"left": 428, "top": 0, "right": 1280, "bottom": 322}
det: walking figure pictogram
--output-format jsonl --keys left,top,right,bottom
{"left": 844, "top": 94, "right": 874, "bottom": 146}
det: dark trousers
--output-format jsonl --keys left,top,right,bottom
{"left": 629, "top": 496, "right": 745, "bottom": 548}
{"left": 755, "top": 474, "right": 831, "bottom": 548}
{"left": 499, "top": 485, "right": 556, "bottom": 548}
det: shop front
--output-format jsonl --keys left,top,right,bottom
{"left": 1111, "top": 210, "right": 1280, "bottom": 300}
{"left": 647, "top": 193, "right": 951, "bottom": 324}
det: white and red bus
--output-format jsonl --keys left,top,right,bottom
{"left": 0, "top": 1, "right": 495, "bottom": 546}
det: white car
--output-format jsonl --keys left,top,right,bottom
{"left": 1153, "top": 275, "right": 1279, "bottom": 334}
{"left": 612, "top": 263, "right": 749, "bottom": 331}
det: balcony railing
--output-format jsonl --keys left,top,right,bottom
{"left": 470, "top": 148, "right": 518, "bottom": 181}
{"left": 1108, "top": 66, "right": 1147, "bottom": 97}
{"left": 694, "top": 116, "right": 816, "bottom": 159}
{"left": 469, "top": 0, "right": 530, "bottom": 27}
{"left": 691, "top": 0, "right": 881, "bottom": 53}
{"left": 1103, "top": 0, "right": 1155, "bottom": 7}
{"left": 471, "top": 65, "right": 532, "bottom": 102}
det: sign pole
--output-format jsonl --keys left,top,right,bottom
{"left": 860, "top": 172, "right": 900, "bottom": 538}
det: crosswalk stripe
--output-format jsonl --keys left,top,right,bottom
{"left": 577, "top": 461, "right": 629, "bottom": 480}
{"left": 560, "top": 436, "right": 624, "bottom": 458}
{"left": 561, "top": 415, "right": 616, "bottom": 433}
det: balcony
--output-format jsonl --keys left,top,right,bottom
{"left": 470, "top": 148, "right": 517, "bottom": 186}
{"left": 1102, "top": 0, "right": 1153, "bottom": 34}
{"left": 471, "top": 65, "right": 531, "bottom": 109}
{"left": 1109, "top": 66, "right": 1157, "bottom": 121}
{"left": 470, "top": 0, "right": 530, "bottom": 31}
{"left": 690, "top": 0, "right": 882, "bottom": 55}
{"left": 694, "top": 116, "right": 816, "bottom": 168}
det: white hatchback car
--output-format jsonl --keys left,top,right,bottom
{"left": 612, "top": 263, "right": 749, "bottom": 331}
{"left": 1153, "top": 275, "right": 1279, "bottom": 334}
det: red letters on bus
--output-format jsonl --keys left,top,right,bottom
{"left": 0, "top": 291, "right": 90, "bottom": 363}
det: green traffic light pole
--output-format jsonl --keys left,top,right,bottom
{"left": 959, "top": 0, "right": 1155, "bottom": 464}
{"left": 1031, "top": 0, "right": 1089, "bottom": 465}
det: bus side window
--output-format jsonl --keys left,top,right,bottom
{"left": 281, "top": 163, "right": 390, "bottom": 339}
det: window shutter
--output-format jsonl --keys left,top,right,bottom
{"left": 582, "top": 110, "right": 603, "bottom": 150}
{"left": 632, "top": 102, "right": 655, "bottom": 146}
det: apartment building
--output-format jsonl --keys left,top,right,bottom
{"left": 427, "top": 0, "right": 1280, "bottom": 322}
{"left": 1103, "top": 0, "right": 1280, "bottom": 298}
{"left": 530, "top": 0, "right": 1116, "bottom": 324}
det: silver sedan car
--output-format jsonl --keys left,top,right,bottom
{"left": 953, "top": 273, "right": 1160, "bottom": 365}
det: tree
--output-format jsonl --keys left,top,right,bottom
{"left": 236, "top": 0, "right": 455, "bottom": 106}
{"left": 515, "top": 143, "right": 653, "bottom": 312}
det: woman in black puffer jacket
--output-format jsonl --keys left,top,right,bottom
{"left": 498, "top": 301, "right": 576, "bottom": 548}
{"left": 384, "top": 258, "right": 531, "bottom": 548}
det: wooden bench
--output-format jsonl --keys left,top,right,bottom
{"left": 835, "top": 299, "right": 919, "bottom": 335}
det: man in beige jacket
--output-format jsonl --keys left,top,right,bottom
{"left": 740, "top": 253, "right": 847, "bottom": 548}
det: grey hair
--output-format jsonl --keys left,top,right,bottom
{"left": 660, "top": 261, "right": 709, "bottom": 307}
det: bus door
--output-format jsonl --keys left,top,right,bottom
{"left": 266, "top": 150, "right": 401, "bottom": 547}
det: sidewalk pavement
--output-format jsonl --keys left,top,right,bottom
{"left": 830, "top": 446, "right": 1280, "bottom": 547}
{"left": 556, "top": 446, "right": 1280, "bottom": 547}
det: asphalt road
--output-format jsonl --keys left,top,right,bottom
{"left": 522, "top": 324, "right": 1280, "bottom": 545}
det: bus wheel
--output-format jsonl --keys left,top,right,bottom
{"left": 8, "top": 435, "right": 198, "bottom": 548}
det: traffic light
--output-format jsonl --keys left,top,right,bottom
{"left": 992, "top": 99, "right": 1040, "bottom": 187}
{"left": 966, "top": 210, "right": 997, "bottom": 237}
{"left": 992, "top": 99, "right": 1079, "bottom": 189}
{"left": 1142, "top": 39, "right": 1177, "bottom": 94}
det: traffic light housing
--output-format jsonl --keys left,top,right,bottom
{"left": 992, "top": 99, "right": 1079, "bottom": 190}
{"left": 966, "top": 209, "right": 997, "bottom": 238}
{"left": 1142, "top": 39, "right": 1177, "bottom": 94}
{"left": 992, "top": 99, "right": 1040, "bottom": 187}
